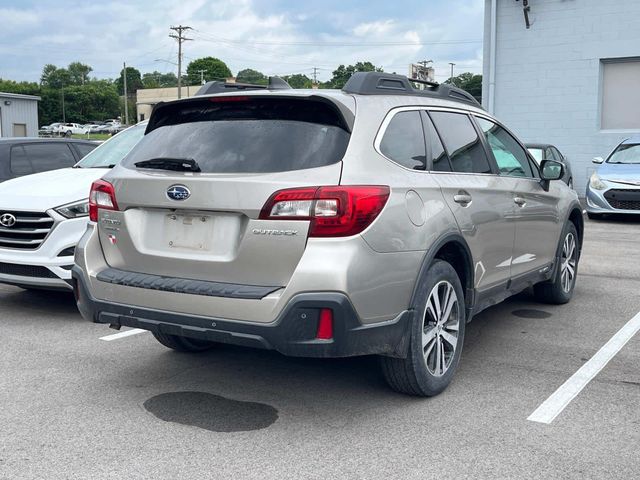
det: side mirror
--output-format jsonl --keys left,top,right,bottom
{"left": 539, "top": 159, "right": 564, "bottom": 191}
{"left": 592, "top": 157, "right": 604, "bottom": 164}
{"left": 540, "top": 159, "right": 564, "bottom": 181}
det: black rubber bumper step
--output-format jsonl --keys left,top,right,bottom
{"left": 96, "top": 267, "right": 281, "bottom": 300}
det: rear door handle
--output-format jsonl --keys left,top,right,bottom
{"left": 453, "top": 193, "right": 473, "bottom": 205}
{"left": 514, "top": 197, "right": 527, "bottom": 207}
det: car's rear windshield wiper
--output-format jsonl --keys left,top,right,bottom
{"left": 134, "top": 157, "right": 201, "bottom": 172}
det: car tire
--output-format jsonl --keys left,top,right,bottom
{"left": 534, "top": 222, "right": 579, "bottom": 304}
{"left": 380, "top": 259, "right": 466, "bottom": 397}
{"left": 152, "top": 331, "right": 216, "bottom": 353}
{"left": 64, "top": 130, "right": 72, "bottom": 137}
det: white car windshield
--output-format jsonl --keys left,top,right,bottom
{"left": 76, "top": 123, "right": 146, "bottom": 168}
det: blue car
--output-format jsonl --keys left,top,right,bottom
{"left": 586, "top": 135, "right": 640, "bottom": 219}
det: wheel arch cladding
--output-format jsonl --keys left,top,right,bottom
{"left": 411, "top": 234, "right": 474, "bottom": 316}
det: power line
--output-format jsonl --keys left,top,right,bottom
{"left": 169, "top": 25, "right": 192, "bottom": 99}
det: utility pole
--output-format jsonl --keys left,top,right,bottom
{"left": 61, "top": 83, "right": 66, "bottom": 123}
{"left": 449, "top": 62, "right": 456, "bottom": 85}
{"left": 196, "top": 69, "right": 206, "bottom": 85}
{"left": 123, "top": 62, "right": 129, "bottom": 125}
{"left": 169, "top": 25, "right": 193, "bottom": 99}
{"left": 312, "top": 67, "right": 319, "bottom": 86}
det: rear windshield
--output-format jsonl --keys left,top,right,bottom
{"left": 122, "top": 97, "right": 350, "bottom": 174}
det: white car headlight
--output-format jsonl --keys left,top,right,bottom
{"left": 589, "top": 173, "right": 607, "bottom": 191}
{"left": 55, "top": 199, "right": 90, "bottom": 218}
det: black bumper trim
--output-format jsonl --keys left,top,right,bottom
{"left": 96, "top": 267, "right": 281, "bottom": 300}
{"left": 73, "top": 266, "right": 411, "bottom": 358}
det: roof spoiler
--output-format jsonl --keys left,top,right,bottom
{"left": 195, "top": 76, "right": 292, "bottom": 96}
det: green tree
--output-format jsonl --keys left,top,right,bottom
{"left": 236, "top": 68, "right": 268, "bottom": 85}
{"left": 282, "top": 73, "right": 313, "bottom": 89}
{"left": 186, "top": 57, "right": 232, "bottom": 85}
{"left": 445, "top": 72, "right": 482, "bottom": 102}
{"left": 328, "top": 61, "right": 383, "bottom": 89}
{"left": 114, "top": 66, "right": 143, "bottom": 96}
{"left": 142, "top": 71, "right": 178, "bottom": 88}
{"left": 40, "top": 64, "right": 70, "bottom": 89}
{"left": 67, "top": 62, "right": 93, "bottom": 85}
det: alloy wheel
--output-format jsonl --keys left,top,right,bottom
{"left": 560, "top": 232, "right": 577, "bottom": 293}
{"left": 422, "top": 280, "right": 460, "bottom": 377}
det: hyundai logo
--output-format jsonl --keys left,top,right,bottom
{"left": 166, "top": 185, "right": 191, "bottom": 201}
{"left": 0, "top": 213, "right": 17, "bottom": 228}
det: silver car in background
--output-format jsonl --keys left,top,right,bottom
{"left": 586, "top": 135, "right": 640, "bottom": 218}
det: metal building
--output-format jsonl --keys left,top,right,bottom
{"left": 482, "top": 0, "right": 640, "bottom": 193}
{"left": 0, "top": 92, "right": 41, "bottom": 138}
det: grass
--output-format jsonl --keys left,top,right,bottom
{"left": 71, "top": 133, "right": 112, "bottom": 141}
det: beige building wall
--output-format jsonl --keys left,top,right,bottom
{"left": 136, "top": 86, "right": 199, "bottom": 122}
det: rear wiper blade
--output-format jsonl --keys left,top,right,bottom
{"left": 134, "top": 157, "right": 201, "bottom": 172}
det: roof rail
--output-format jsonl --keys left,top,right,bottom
{"left": 342, "top": 72, "right": 482, "bottom": 108}
{"left": 195, "top": 76, "right": 292, "bottom": 96}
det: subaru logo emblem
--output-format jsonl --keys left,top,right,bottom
{"left": 166, "top": 185, "right": 191, "bottom": 201}
{"left": 0, "top": 213, "right": 17, "bottom": 228}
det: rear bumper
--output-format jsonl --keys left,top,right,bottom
{"left": 73, "top": 266, "right": 411, "bottom": 358}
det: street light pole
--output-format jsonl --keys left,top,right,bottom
{"left": 449, "top": 63, "right": 456, "bottom": 85}
{"left": 123, "top": 62, "right": 129, "bottom": 125}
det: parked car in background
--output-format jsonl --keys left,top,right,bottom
{"left": 56, "top": 123, "right": 89, "bottom": 137}
{"left": 73, "top": 73, "right": 583, "bottom": 397}
{"left": 586, "top": 135, "right": 640, "bottom": 218}
{"left": 0, "top": 138, "right": 97, "bottom": 183}
{"left": 0, "top": 122, "right": 146, "bottom": 291}
{"left": 526, "top": 143, "right": 573, "bottom": 188}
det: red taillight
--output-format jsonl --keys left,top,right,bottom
{"left": 259, "top": 185, "right": 390, "bottom": 237}
{"left": 89, "top": 179, "right": 119, "bottom": 222}
{"left": 316, "top": 308, "right": 334, "bottom": 340}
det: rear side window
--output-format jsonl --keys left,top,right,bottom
{"left": 10, "top": 146, "right": 33, "bottom": 175}
{"left": 124, "top": 97, "right": 350, "bottom": 174}
{"left": 379, "top": 110, "right": 426, "bottom": 170}
{"left": 11, "top": 143, "right": 76, "bottom": 174}
{"left": 74, "top": 143, "right": 97, "bottom": 158}
{"left": 429, "top": 112, "right": 492, "bottom": 174}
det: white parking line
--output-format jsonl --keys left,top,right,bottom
{"left": 528, "top": 311, "right": 640, "bottom": 424}
{"left": 99, "top": 328, "right": 147, "bottom": 342}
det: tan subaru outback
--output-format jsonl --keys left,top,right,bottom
{"left": 73, "top": 73, "right": 583, "bottom": 396}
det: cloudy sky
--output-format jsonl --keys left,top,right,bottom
{"left": 0, "top": 0, "right": 484, "bottom": 83}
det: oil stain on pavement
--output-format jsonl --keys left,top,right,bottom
{"left": 144, "top": 391, "right": 278, "bottom": 432}
{"left": 511, "top": 309, "right": 552, "bottom": 319}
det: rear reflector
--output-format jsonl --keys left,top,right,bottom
{"left": 260, "top": 185, "right": 390, "bottom": 237}
{"left": 316, "top": 308, "right": 334, "bottom": 340}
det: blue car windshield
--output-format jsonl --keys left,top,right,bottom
{"left": 608, "top": 143, "right": 640, "bottom": 164}
{"left": 76, "top": 123, "right": 146, "bottom": 168}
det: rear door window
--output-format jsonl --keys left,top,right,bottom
{"left": 379, "top": 110, "right": 426, "bottom": 170}
{"left": 422, "top": 112, "right": 451, "bottom": 172}
{"left": 429, "top": 111, "right": 492, "bottom": 174}
{"left": 125, "top": 97, "right": 351, "bottom": 174}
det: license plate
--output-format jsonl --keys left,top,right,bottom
{"left": 165, "top": 213, "right": 213, "bottom": 251}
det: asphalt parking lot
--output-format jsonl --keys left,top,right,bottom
{"left": 1, "top": 216, "right": 638, "bottom": 479}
